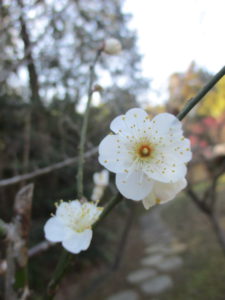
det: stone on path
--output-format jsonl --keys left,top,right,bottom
{"left": 170, "top": 242, "right": 187, "bottom": 254}
{"left": 145, "top": 244, "right": 172, "bottom": 255}
{"left": 157, "top": 256, "right": 183, "bottom": 271}
{"left": 140, "top": 275, "right": 173, "bottom": 295}
{"left": 141, "top": 254, "right": 164, "bottom": 267}
{"left": 107, "top": 290, "right": 139, "bottom": 300}
{"left": 127, "top": 268, "right": 157, "bottom": 284}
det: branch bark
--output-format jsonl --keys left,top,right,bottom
{"left": 4, "top": 184, "right": 34, "bottom": 300}
{"left": 17, "top": 0, "right": 41, "bottom": 104}
{"left": 0, "top": 147, "right": 98, "bottom": 188}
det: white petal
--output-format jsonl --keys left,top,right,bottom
{"left": 62, "top": 229, "right": 93, "bottom": 254}
{"left": 70, "top": 200, "right": 82, "bottom": 210}
{"left": 154, "top": 178, "right": 187, "bottom": 203}
{"left": 142, "top": 192, "right": 156, "bottom": 210}
{"left": 162, "top": 137, "right": 192, "bottom": 163}
{"left": 151, "top": 113, "right": 182, "bottom": 136}
{"left": 98, "top": 134, "right": 132, "bottom": 173}
{"left": 110, "top": 108, "right": 149, "bottom": 137}
{"left": 125, "top": 108, "right": 148, "bottom": 123}
{"left": 44, "top": 217, "right": 67, "bottom": 242}
{"left": 110, "top": 115, "right": 132, "bottom": 135}
{"left": 116, "top": 171, "right": 153, "bottom": 200}
{"left": 144, "top": 156, "right": 187, "bottom": 183}
{"left": 56, "top": 200, "right": 81, "bottom": 222}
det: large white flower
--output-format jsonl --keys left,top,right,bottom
{"left": 143, "top": 178, "right": 187, "bottom": 209}
{"left": 98, "top": 108, "right": 191, "bottom": 200}
{"left": 44, "top": 200, "right": 103, "bottom": 254}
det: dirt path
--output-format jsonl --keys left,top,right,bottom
{"left": 82, "top": 205, "right": 187, "bottom": 300}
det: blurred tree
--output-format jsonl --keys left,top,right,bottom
{"left": 198, "top": 77, "right": 225, "bottom": 118}
{"left": 167, "top": 62, "right": 212, "bottom": 115}
{"left": 0, "top": 0, "right": 147, "bottom": 105}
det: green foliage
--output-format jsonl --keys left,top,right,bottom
{"left": 198, "top": 77, "right": 225, "bottom": 118}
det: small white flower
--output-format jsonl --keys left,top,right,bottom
{"left": 143, "top": 178, "right": 187, "bottom": 209}
{"left": 93, "top": 169, "right": 109, "bottom": 186}
{"left": 44, "top": 200, "right": 103, "bottom": 254}
{"left": 103, "top": 38, "right": 122, "bottom": 55}
{"left": 98, "top": 108, "right": 192, "bottom": 201}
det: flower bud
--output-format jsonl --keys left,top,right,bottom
{"left": 103, "top": 38, "right": 122, "bottom": 55}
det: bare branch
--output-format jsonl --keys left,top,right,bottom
{"left": 28, "top": 240, "right": 54, "bottom": 257}
{"left": 13, "top": 183, "right": 34, "bottom": 268}
{"left": 186, "top": 186, "right": 211, "bottom": 215}
{"left": 0, "top": 147, "right": 98, "bottom": 188}
{"left": 4, "top": 184, "right": 34, "bottom": 300}
{"left": 0, "top": 240, "right": 54, "bottom": 275}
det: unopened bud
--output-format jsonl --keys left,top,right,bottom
{"left": 103, "top": 38, "right": 122, "bottom": 55}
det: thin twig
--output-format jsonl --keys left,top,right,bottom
{"left": 0, "top": 147, "right": 97, "bottom": 188}
{"left": 46, "top": 251, "right": 72, "bottom": 300}
{"left": 0, "top": 241, "right": 54, "bottom": 275}
{"left": 93, "top": 193, "right": 123, "bottom": 229}
{"left": 28, "top": 241, "right": 54, "bottom": 257}
{"left": 76, "top": 49, "right": 102, "bottom": 199}
{"left": 177, "top": 66, "right": 225, "bottom": 121}
{"left": 186, "top": 186, "right": 211, "bottom": 215}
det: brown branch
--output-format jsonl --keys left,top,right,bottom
{"left": 0, "top": 240, "right": 54, "bottom": 275}
{"left": 186, "top": 186, "right": 211, "bottom": 215}
{"left": 0, "top": 147, "right": 98, "bottom": 188}
{"left": 4, "top": 184, "right": 34, "bottom": 300}
{"left": 17, "top": 0, "right": 41, "bottom": 103}
{"left": 13, "top": 184, "right": 34, "bottom": 268}
{"left": 28, "top": 240, "right": 54, "bottom": 257}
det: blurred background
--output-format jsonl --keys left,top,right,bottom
{"left": 0, "top": 0, "right": 225, "bottom": 299}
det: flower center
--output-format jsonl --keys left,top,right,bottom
{"left": 138, "top": 145, "right": 152, "bottom": 158}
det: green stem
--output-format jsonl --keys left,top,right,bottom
{"left": 46, "top": 250, "right": 71, "bottom": 300}
{"left": 177, "top": 65, "right": 225, "bottom": 121}
{"left": 77, "top": 49, "right": 102, "bottom": 199}
{"left": 93, "top": 193, "right": 123, "bottom": 229}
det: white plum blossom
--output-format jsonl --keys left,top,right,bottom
{"left": 44, "top": 200, "right": 103, "bottom": 254}
{"left": 103, "top": 38, "right": 122, "bottom": 55}
{"left": 98, "top": 108, "right": 192, "bottom": 201}
{"left": 143, "top": 178, "right": 187, "bottom": 209}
